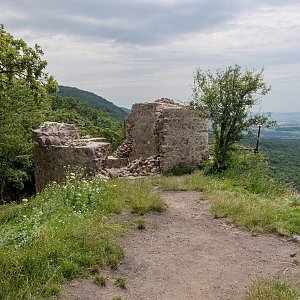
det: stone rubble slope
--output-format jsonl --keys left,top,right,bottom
{"left": 104, "top": 155, "right": 161, "bottom": 178}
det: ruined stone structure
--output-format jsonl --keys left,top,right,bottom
{"left": 33, "top": 122, "right": 109, "bottom": 192}
{"left": 33, "top": 99, "right": 208, "bottom": 191}
{"left": 115, "top": 98, "right": 208, "bottom": 171}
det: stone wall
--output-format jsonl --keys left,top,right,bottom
{"left": 33, "top": 100, "right": 208, "bottom": 191}
{"left": 116, "top": 98, "right": 208, "bottom": 171}
{"left": 156, "top": 105, "right": 208, "bottom": 171}
{"left": 33, "top": 122, "right": 109, "bottom": 193}
{"left": 127, "top": 102, "right": 160, "bottom": 158}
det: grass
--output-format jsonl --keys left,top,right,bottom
{"left": 152, "top": 152, "right": 300, "bottom": 236}
{"left": 1, "top": 152, "right": 299, "bottom": 299}
{"left": 0, "top": 173, "right": 165, "bottom": 300}
{"left": 163, "top": 163, "right": 196, "bottom": 176}
{"left": 135, "top": 218, "right": 146, "bottom": 230}
{"left": 114, "top": 276, "right": 127, "bottom": 289}
{"left": 94, "top": 275, "right": 107, "bottom": 286}
{"left": 245, "top": 279, "right": 300, "bottom": 300}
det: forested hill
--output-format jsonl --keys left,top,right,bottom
{"left": 58, "top": 86, "right": 128, "bottom": 120}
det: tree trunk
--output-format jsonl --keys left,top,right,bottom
{"left": 0, "top": 161, "right": 9, "bottom": 204}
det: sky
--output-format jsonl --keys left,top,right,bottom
{"left": 1, "top": 0, "right": 300, "bottom": 112}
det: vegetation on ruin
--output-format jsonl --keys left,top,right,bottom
{"left": 190, "top": 65, "right": 273, "bottom": 172}
{"left": 0, "top": 172, "right": 165, "bottom": 299}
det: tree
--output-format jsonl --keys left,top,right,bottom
{"left": 190, "top": 65, "right": 271, "bottom": 172}
{"left": 0, "top": 25, "right": 57, "bottom": 202}
{"left": 0, "top": 25, "right": 56, "bottom": 94}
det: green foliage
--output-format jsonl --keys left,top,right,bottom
{"left": 94, "top": 275, "right": 107, "bottom": 286}
{"left": 58, "top": 85, "right": 128, "bottom": 120}
{"left": 0, "top": 25, "right": 57, "bottom": 201}
{"left": 0, "top": 26, "right": 127, "bottom": 200}
{"left": 114, "top": 276, "right": 127, "bottom": 289}
{"left": 218, "top": 152, "right": 287, "bottom": 197}
{"left": 191, "top": 64, "right": 272, "bottom": 171}
{"left": 150, "top": 176, "right": 190, "bottom": 191}
{"left": 50, "top": 95, "right": 126, "bottom": 150}
{"left": 245, "top": 279, "right": 300, "bottom": 300}
{"left": 0, "top": 81, "right": 53, "bottom": 202}
{"left": 135, "top": 218, "right": 146, "bottom": 230}
{"left": 107, "top": 179, "right": 166, "bottom": 215}
{"left": 0, "top": 25, "right": 57, "bottom": 94}
{"left": 261, "top": 138, "right": 300, "bottom": 189}
{"left": 153, "top": 153, "right": 300, "bottom": 236}
{"left": 0, "top": 175, "right": 165, "bottom": 299}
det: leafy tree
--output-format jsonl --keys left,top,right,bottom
{"left": 0, "top": 25, "right": 56, "bottom": 202}
{"left": 0, "top": 25, "right": 56, "bottom": 94}
{"left": 190, "top": 65, "right": 272, "bottom": 171}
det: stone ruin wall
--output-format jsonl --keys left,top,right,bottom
{"left": 33, "top": 122, "right": 109, "bottom": 193}
{"left": 124, "top": 99, "right": 208, "bottom": 171}
{"left": 33, "top": 99, "right": 208, "bottom": 192}
{"left": 157, "top": 105, "right": 208, "bottom": 171}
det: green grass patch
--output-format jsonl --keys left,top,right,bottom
{"left": 0, "top": 174, "right": 165, "bottom": 300}
{"left": 135, "top": 218, "right": 146, "bottom": 230}
{"left": 107, "top": 179, "right": 166, "bottom": 215}
{"left": 114, "top": 276, "right": 127, "bottom": 289}
{"left": 152, "top": 153, "right": 300, "bottom": 236}
{"left": 94, "top": 275, "right": 107, "bottom": 286}
{"left": 163, "top": 163, "right": 196, "bottom": 176}
{"left": 245, "top": 279, "right": 300, "bottom": 300}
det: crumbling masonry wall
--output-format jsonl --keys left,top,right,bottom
{"left": 33, "top": 122, "right": 109, "bottom": 193}
{"left": 33, "top": 99, "right": 208, "bottom": 192}
{"left": 125, "top": 99, "right": 208, "bottom": 171}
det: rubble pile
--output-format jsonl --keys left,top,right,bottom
{"left": 112, "top": 136, "right": 133, "bottom": 158}
{"left": 106, "top": 155, "right": 161, "bottom": 178}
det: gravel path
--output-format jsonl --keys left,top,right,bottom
{"left": 60, "top": 191, "right": 300, "bottom": 300}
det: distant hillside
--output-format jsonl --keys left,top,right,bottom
{"left": 58, "top": 86, "right": 128, "bottom": 120}
{"left": 270, "top": 112, "right": 300, "bottom": 122}
{"left": 121, "top": 107, "right": 131, "bottom": 114}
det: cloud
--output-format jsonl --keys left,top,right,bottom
{"left": 1, "top": 0, "right": 300, "bottom": 111}
{"left": 0, "top": 0, "right": 248, "bottom": 45}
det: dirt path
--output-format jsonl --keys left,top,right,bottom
{"left": 61, "top": 191, "right": 300, "bottom": 300}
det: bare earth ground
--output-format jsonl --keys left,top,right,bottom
{"left": 60, "top": 191, "right": 300, "bottom": 300}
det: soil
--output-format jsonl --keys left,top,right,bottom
{"left": 60, "top": 190, "right": 300, "bottom": 300}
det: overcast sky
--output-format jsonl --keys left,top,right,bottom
{"left": 1, "top": 0, "right": 300, "bottom": 111}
